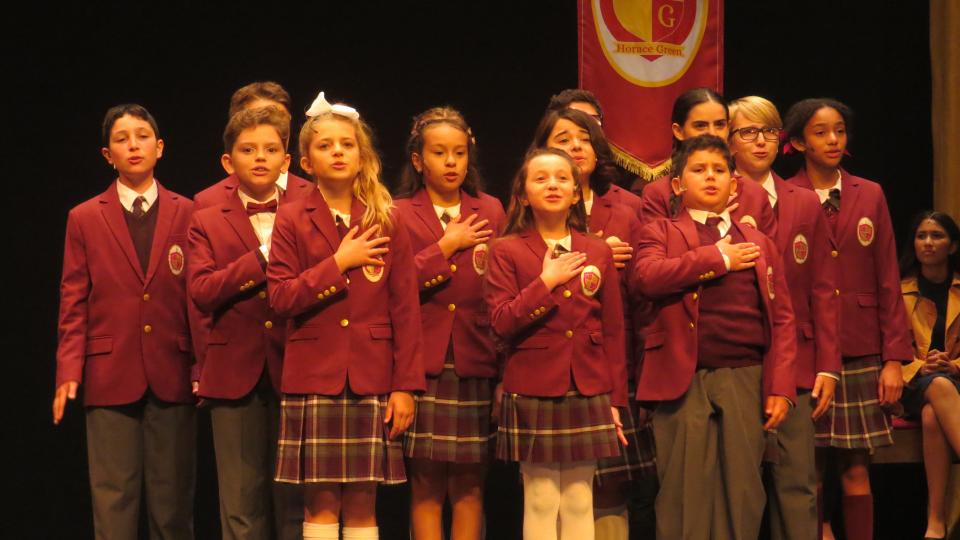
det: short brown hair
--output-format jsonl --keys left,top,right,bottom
{"left": 227, "top": 81, "right": 292, "bottom": 118}
{"left": 223, "top": 106, "right": 292, "bottom": 153}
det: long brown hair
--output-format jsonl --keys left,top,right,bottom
{"left": 528, "top": 108, "right": 620, "bottom": 196}
{"left": 502, "top": 148, "right": 588, "bottom": 236}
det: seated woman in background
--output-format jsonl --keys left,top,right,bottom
{"left": 898, "top": 210, "right": 960, "bottom": 540}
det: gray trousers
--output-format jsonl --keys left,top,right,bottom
{"left": 652, "top": 366, "right": 766, "bottom": 540}
{"left": 765, "top": 390, "right": 818, "bottom": 540}
{"left": 209, "top": 377, "right": 302, "bottom": 540}
{"left": 86, "top": 394, "right": 197, "bottom": 540}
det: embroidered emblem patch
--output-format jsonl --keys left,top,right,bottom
{"left": 580, "top": 265, "right": 601, "bottom": 297}
{"left": 766, "top": 266, "right": 776, "bottom": 300}
{"left": 792, "top": 234, "right": 809, "bottom": 265}
{"left": 363, "top": 256, "right": 384, "bottom": 283}
{"left": 857, "top": 217, "right": 875, "bottom": 247}
{"left": 739, "top": 215, "right": 757, "bottom": 229}
{"left": 168, "top": 244, "right": 184, "bottom": 276}
{"left": 472, "top": 243, "right": 488, "bottom": 276}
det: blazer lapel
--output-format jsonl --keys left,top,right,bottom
{"left": 99, "top": 184, "right": 145, "bottom": 282}
{"left": 411, "top": 188, "right": 444, "bottom": 241}
{"left": 835, "top": 171, "right": 861, "bottom": 243}
{"left": 588, "top": 193, "right": 613, "bottom": 236}
{"left": 144, "top": 183, "right": 178, "bottom": 287}
{"left": 773, "top": 177, "right": 795, "bottom": 248}
{"left": 674, "top": 212, "right": 702, "bottom": 320}
{"left": 519, "top": 228, "right": 548, "bottom": 261}
{"left": 306, "top": 189, "right": 341, "bottom": 253}
{"left": 222, "top": 193, "right": 262, "bottom": 252}
{"left": 741, "top": 223, "right": 774, "bottom": 342}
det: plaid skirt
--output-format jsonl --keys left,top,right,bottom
{"left": 814, "top": 355, "right": 893, "bottom": 450}
{"left": 497, "top": 390, "right": 621, "bottom": 463}
{"left": 403, "top": 362, "right": 495, "bottom": 463}
{"left": 275, "top": 390, "right": 406, "bottom": 484}
{"left": 595, "top": 396, "right": 657, "bottom": 485}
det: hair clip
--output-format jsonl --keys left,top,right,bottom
{"left": 305, "top": 91, "right": 360, "bottom": 120}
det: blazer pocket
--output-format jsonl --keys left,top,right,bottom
{"left": 515, "top": 335, "right": 552, "bottom": 350}
{"left": 798, "top": 322, "right": 815, "bottom": 340}
{"left": 643, "top": 331, "right": 665, "bottom": 350}
{"left": 85, "top": 336, "right": 113, "bottom": 356}
{"left": 856, "top": 293, "right": 878, "bottom": 307}
{"left": 369, "top": 325, "right": 393, "bottom": 340}
{"left": 178, "top": 335, "right": 192, "bottom": 353}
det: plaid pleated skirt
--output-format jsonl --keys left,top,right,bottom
{"left": 595, "top": 396, "right": 657, "bottom": 485}
{"left": 403, "top": 361, "right": 495, "bottom": 463}
{"left": 497, "top": 390, "right": 621, "bottom": 463}
{"left": 814, "top": 355, "right": 893, "bottom": 450}
{"left": 275, "top": 390, "right": 406, "bottom": 484}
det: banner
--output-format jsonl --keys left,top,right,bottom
{"left": 579, "top": 0, "right": 724, "bottom": 181}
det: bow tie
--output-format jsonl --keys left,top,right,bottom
{"left": 246, "top": 200, "right": 278, "bottom": 216}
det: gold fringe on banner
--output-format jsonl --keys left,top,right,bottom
{"left": 610, "top": 145, "right": 672, "bottom": 183}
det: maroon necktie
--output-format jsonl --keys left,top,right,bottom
{"left": 246, "top": 200, "right": 278, "bottom": 216}
{"left": 132, "top": 196, "right": 147, "bottom": 219}
{"left": 703, "top": 216, "right": 723, "bottom": 242}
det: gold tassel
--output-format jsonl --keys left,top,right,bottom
{"left": 610, "top": 145, "right": 672, "bottom": 183}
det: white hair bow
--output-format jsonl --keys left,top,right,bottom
{"left": 305, "top": 91, "right": 360, "bottom": 120}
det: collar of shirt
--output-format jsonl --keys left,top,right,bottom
{"left": 543, "top": 234, "right": 572, "bottom": 252}
{"left": 116, "top": 179, "right": 158, "bottom": 212}
{"left": 433, "top": 203, "right": 461, "bottom": 222}
{"left": 813, "top": 170, "right": 843, "bottom": 204}
{"left": 276, "top": 171, "right": 288, "bottom": 192}
{"left": 237, "top": 186, "right": 280, "bottom": 210}
{"left": 760, "top": 172, "right": 777, "bottom": 208}
{"left": 583, "top": 191, "right": 594, "bottom": 216}
{"left": 686, "top": 207, "right": 732, "bottom": 237}
{"left": 330, "top": 208, "right": 350, "bottom": 227}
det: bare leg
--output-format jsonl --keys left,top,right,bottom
{"left": 923, "top": 394, "right": 953, "bottom": 538}
{"left": 341, "top": 482, "right": 378, "bottom": 528}
{"left": 410, "top": 459, "right": 447, "bottom": 540}
{"left": 304, "top": 483, "right": 341, "bottom": 525}
{"left": 447, "top": 462, "right": 486, "bottom": 540}
{"left": 925, "top": 377, "right": 960, "bottom": 453}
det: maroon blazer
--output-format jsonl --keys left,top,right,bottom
{"left": 57, "top": 182, "right": 195, "bottom": 406}
{"left": 392, "top": 188, "right": 505, "bottom": 378}
{"left": 787, "top": 170, "right": 913, "bottom": 362}
{"left": 639, "top": 174, "right": 777, "bottom": 238}
{"left": 632, "top": 212, "right": 797, "bottom": 403}
{"left": 187, "top": 185, "right": 313, "bottom": 399}
{"left": 770, "top": 176, "right": 841, "bottom": 388}
{"left": 266, "top": 190, "right": 425, "bottom": 396}
{"left": 589, "top": 190, "right": 649, "bottom": 371}
{"left": 194, "top": 172, "right": 313, "bottom": 210}
{"left": 484, "top": 229, "right": 628, "bottom": 406}
{"left": 602, "top": 184, "right": 644, "bottom": 222}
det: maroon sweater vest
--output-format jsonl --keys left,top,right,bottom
{"left": 694, "top": 221, "right": 766, "bottom": 368}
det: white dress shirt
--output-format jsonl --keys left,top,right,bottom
{"left": 433, "top": 203, "right": 461, "bottom": 231}
{"left": 238, "top": 187, "right": 280, "bottom": 260}
{"left": 813, "top": 171, "right": 843, "bottom": 204}
{"left": 116, "top": 179, "right": 158, "bottom": 213}
{"left": 687, "top": 208, "right": 733, "bottom": 269}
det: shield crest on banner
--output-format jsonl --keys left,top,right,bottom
{"left": 581, "top": 265, "right": 602, "bottom": 297}
{"left": 793, "top": 234, "right": 809, "bottom": 264}
{"left": 168, "top": 244, "right": 184, "bottom": 276}
{"left": 472, "top": 244, "right": 488, "bottom": 275}
{"left": 857, "top": 217, "right": 875, "bottom": 247}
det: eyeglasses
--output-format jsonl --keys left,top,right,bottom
{"left": 731, "top": 126, "right": 780, "bottom": 142}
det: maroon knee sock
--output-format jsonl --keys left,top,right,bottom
{"left": 842, "top": 494, "right": 873, "bottom": 540}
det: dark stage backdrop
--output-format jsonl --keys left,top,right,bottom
{"left": 8, "top": 2, "right": 933, "bottom": 538}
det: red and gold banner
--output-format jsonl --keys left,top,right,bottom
{"left": 579, "top": 0, "right": 724, "bottom": 180}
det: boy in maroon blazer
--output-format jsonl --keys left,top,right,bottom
{"left": 633, "top": 135, "right": 797, "bottom": 540}
{"left": 195, "top": 81, "right": 313, "bottom": 211}
{"left": 729, "top": 96, "right": 840, "bottom": 540}
{"left": 188, "top": 106, "right": 307, "bottom": 540}
{"left": 53, "top": 104, "right": 196, "bottom": 540}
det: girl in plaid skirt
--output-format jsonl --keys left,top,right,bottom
{"left": 784, "top": 98, "right": 913, "bottom": 540}
{"left": 529, "top": 107, "right": 656, "bottom": 540}
{"left": 485, "top": 148, "right": 628, "bottom": 540}
{"left": 393, "top": 107, "right": 505, "bottom": 540}
{"left": 266, "top": 92, "right": 426, "bottom": 540}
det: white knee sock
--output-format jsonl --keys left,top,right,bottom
{"left": 303, "top": 521, "right": 339, "bottom": 539}
{"left": 558, "top": 461, "right": 598, "bottom": 540}
{"left": 342, "top": 525, "right": 379, "bottom": 539}
{"left": 521, "top": 462, "right": 562, "bottom": 540}
{"left": 594, "top": 504, "right": 628, "bottom": 540}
